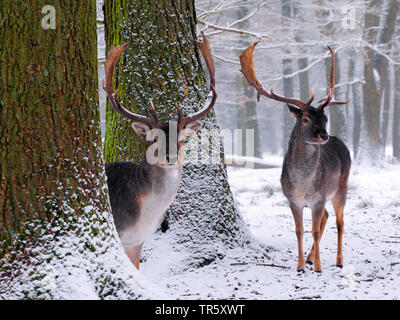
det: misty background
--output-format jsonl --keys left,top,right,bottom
{"left": 97, "top": 0, "right": 400, "bottom": 165}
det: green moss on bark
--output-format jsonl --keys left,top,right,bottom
{"left": 0, "top": 1, "right": 149, "bottom": 299}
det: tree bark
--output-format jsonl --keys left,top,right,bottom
{"left": 103, "top": 0, "right": 253, "bottom": 270}
{"left": 0, "top": 0, "right": 156, "bottom": 299}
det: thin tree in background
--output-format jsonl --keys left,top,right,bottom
{"left": 0, "top": 0, "right": 152, "bottom": 299}
{"left": 348, "top": 50, "right": 363, "bottom": 159}
{"left": 362, "top": 0, "right": 398, "bottom": 161}
{"left": 281, "top": 0, "right": 295, "bottom": 149}
{"left": 393, "top": 39, "right": 400, "bottom": 160}
{"left": 381, "top": 63, "right": 392, "bottom": 148}
{"left": 236, "top": 1, "right": 263, "bottom": 158}
{"left": 315, "top": 0, "right": 347, "bottom": 141}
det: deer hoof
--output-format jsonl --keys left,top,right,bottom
{"left": 314, "top": 264, "right": 322, "bottom": 273}
{"left": 336, "top": 264, "right": 343, "bottom": 268}
{"left": 306, "top": 259, "right": 313, "bottom": 265}
{"left": 297, "top": 268, "right": 305, "bottom": 273}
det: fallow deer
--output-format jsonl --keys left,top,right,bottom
{"left": 239, "top": 41, "right": 351, "bottom": 272}
{"left": 102, "top": 33, "right": 217, "bottom": 269}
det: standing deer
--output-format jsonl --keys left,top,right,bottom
{"left": 239, "top": 41, "right": 351, "bottom": 272}
{"left": 102, "top": 33, "right": 217, "bottom": 269}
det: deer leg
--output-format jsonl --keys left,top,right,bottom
{"left": 333, "top": 189, "right": 347, "bottom": 268}
{"left": 125, "top": 243, "right": 144, "bottom": 270}
{"left": 306, "top": 208, "right": 329, "bottom": 265}
{"left": 290, "top": 204, "right": 305, "bottom": 272}
{"left": 311, "top": 205, "right": 324, "bottom": 272}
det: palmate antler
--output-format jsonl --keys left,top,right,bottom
{"left": 102, "top": 32, "right": 217, "bottom": 129}
{"left": 239, "top": 41, "right": 349, "bottom": 112}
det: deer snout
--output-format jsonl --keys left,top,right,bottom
{"left": 319, "top": 133, "right": 329, "bottom": 142}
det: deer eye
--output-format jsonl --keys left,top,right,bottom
{"left": 302, "top": 118, "right": 310, "bottom": 124}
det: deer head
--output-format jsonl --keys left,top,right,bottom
{"left": 102, "top": 32, "right": 217, "bottom": 165}
{"left": 239, "top": 41, "right": 349, "bottom": 145}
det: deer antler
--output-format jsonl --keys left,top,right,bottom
{"left": 318, "top": 47, "right": 350, "bottom": 110}
{"left": 177, "top": 31, "right": 218, "bottom": 129}
{"left": 102, "top": 44, "right": 159, "bottom": 128}
{"left": 239, "top": 40, "right": 314, "bottom": 112}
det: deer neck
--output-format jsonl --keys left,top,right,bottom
{"left": 287, "top": 134, "right": 321, "bottom": 183}
{"left": 149, "top": 163, "right": 183, "bottom": 200}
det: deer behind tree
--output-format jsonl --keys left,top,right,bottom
{"left": 103, "top": 33, "right": 217, "bottom": 269}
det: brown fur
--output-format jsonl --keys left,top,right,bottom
{"left": 281, "top": 106, "right": 351, "bottom": 272}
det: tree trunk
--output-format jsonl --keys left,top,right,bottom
{"left": 293, "top": 3, "right": 310, "bottom": 103}
{"left": 315, "top": 0, "right": 347, "bottom": 141}
{"left": 393, "top": 63, "right": 400, "bottom": 159}
{"left": 236, "top": 2, "right": 262, "bottom": 158}
{"left": 361, "top": 0, "right": 398, "bottom": 162}
{"left": 381, "top": 64, "right": 391, "bottom": 147}
{"left": 348, "top": 50, "right": 362, "bottom": 159}
{"left": 281, "top": 0, "right": 294, "bottom": 150}
{"left": 0, "top": 0, "right": 157, "bottom": 299}
{"left": 325, "top": 51, "right": 346, "bottom": 141}
{"left": 242, "top": 80, "right": 263, "bottom": 158}
{"left": 103, "top": 0, "right": 253, "bottom": 270}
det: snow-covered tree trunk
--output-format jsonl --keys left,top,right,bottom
{"left": 0, "top": 0, "right": 160, "bottom": 299}
{"left": 103, "top": 0, "right": 254, "bottom": 271}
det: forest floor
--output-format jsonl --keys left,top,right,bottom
{"left": 141, "top": 158, "right": 400, "bottom": 300}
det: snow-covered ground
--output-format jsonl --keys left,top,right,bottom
{"left": 141, "top": 158, "right": 400, "bottom": 300}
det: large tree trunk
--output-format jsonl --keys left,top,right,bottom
{"left": 103, "top": 0, "right": 253, "bottom": 271}
{"left": 0, "top": 0, "right": 157, "bottom": 299}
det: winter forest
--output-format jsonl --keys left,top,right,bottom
{"left": 1, "top": 0, "right": 400, "bottom": 302}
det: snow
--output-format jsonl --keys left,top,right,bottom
{"left": 140, "top": 158, "right": 400, "bottom": 300}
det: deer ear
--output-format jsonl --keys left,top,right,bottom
{"left": 184, "top": 121, "right": 201, "bottom": 136}
{"left": 287, "top": 104, "right": 301, "bottom": 118}
{"left": 132, "top": 123, "right": 150, "bottom": 138}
